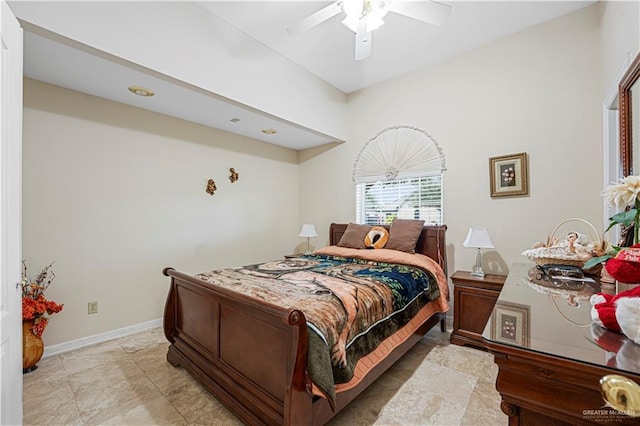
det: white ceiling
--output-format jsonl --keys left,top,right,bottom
{"left": 200, "top": 1, "right": 596, "bottom": 93}
{"left": 21, "top": 1, "right": 596, "bottom": 150}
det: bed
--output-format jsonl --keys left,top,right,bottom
{"left": 162, "top": 222, "right": 448, "bottom": 425}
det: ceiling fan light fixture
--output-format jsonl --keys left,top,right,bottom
{"left": 289, "top": 0, "right": 453, "bottom": 61}
{"left": 341, "top": 0, "right": 390, "bottom": 33}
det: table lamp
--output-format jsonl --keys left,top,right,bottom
{"left": 462, "top": 228, "right": 495, "bottom": 278}
{"left": 299, "top": 224, "right": 318, "bottom": 255}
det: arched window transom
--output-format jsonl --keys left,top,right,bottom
{"left": 353, "top": 125, "right": 446, "bottom": 225}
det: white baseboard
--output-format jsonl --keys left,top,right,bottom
{"left": 42, "top": 318, "right": 163, "bottom": 358}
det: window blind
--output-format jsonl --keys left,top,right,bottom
{"left": 356, "top": 174, "right": 443, "bottom": 225}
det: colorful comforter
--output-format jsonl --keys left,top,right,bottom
{"left": 195, "top": 246, "right": 448, "bottom": 406}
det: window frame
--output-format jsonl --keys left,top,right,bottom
{"left": 355, "top": 173, "right": 444, "bottom": 226}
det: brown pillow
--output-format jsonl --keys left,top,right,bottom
{"left": 385, "top": 219, "right": 425, "bottom": 253}
{"left": 337, "top": 223, "right": 371, "bottom": 249}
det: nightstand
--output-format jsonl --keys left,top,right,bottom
{"left": 450, "top": 270, "right": 506, "bottom": 349}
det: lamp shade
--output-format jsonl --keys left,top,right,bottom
{"left": 462, "top": 228, "right": 495, "bottom": 249}
{"left": 299, "top": 224, "right": 318, "bottom": 238}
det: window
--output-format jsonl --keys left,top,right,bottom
{"left": 353, "top": 126, "right": 445, "bottom": 225}
{"left": 356, "top": 175, "right": 443, "bottom": 225}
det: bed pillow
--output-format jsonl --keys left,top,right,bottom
{"left": 364, "top": 226, "right": 389, "bottom": 249}
{"left": 337, "top": 223, "right": 371, "bottom": 249}
{"left": 385, "top": 219, "right": 425, "bottom": 253}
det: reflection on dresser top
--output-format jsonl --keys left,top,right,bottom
{"left": 483, "top": 262, "right": 640, "bottom": 376}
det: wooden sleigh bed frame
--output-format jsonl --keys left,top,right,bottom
{"left": 163, "top": 223, "right": 448, "bottom": 425}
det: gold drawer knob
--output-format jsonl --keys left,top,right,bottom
{"left": 600, "top": 374, "right": 640, "bottom": 417}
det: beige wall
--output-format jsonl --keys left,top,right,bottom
{"left": 23, "top": 79, "right": 300, "bottom": 346}
{"left": 300, "top": 5, "right": 604, "bottom": 277}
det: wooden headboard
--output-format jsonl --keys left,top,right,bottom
{"left": 329, "top": 223, "right": 448, "bottom": 276}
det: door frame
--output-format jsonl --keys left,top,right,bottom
{"left": 0, "top": 1, "right": 23, "bottom": 424}
{"left": 602, "top": 53, "right": 632, "bottom": 243}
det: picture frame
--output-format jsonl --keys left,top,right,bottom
{"left": 490, "top": 301, "right": 530, "bottom": 346}
{"left": 489, "top": 152, "right": 529, "bottom": 197}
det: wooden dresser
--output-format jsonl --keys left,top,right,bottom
{"left": 483, "top": 263, "right": 640, "bottom": 425}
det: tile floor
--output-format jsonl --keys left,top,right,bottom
{"left": 23, "top": 326, "right": 506, "bottom": 425}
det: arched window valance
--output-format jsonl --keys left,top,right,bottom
{"left": 352, "top": 125, "right": 446, "bottom": 183}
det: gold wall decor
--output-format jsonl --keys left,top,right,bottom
{"left": 206, "top": 179, "right": 217, "bottom": 195}
{"left": 229, "top": 167, "right": 239, "bottom": 183}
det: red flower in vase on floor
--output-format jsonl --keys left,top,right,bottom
{"left": 20, "top": 261, "right": 63, "bottom": 338}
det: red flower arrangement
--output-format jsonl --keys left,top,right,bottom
{"left": 20, "top": 261, "right": 63, "bottom": 338}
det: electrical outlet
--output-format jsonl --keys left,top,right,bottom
{"left": 88, "top": 301, "right": 98, "bottom": 314}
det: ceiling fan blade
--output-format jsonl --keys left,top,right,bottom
{"left": 389, "top": 1, "right": 453, "bottom": 27}
{"left": 287, "top": 2, "right": 343, "bottom": 35}
{"left": 354, "top": 19, "right": 371, "bottom": 61}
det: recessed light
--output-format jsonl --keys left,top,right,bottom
{"left": 261, "top": 128, "right": 277, "bottom": 135}
{"left": 128, "top": 86, "right": 154, "bottom": 97}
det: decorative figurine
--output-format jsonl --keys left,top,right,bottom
{"left": 229, "top": 168, "right": 239, "bottom": 183}
{"left": 525, "top": 232, "right": 595, "bottom": 262}
{"left": 206, "top": 179, "right": 217, "bottom": 195}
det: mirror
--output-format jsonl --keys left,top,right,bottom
{"left": 620, "top": 52, "right": 640, "bottom": 176}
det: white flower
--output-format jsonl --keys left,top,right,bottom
{"left": 603, "top": 175, "right": 640, "bottom": 209}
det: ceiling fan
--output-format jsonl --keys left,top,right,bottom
{"left": 287, "top": 0, "right": 453, "bottom": 61}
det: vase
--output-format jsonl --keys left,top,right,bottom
{"left": 22, "top": 320, "right": 44, "bottom": 374}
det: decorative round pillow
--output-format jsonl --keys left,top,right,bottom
{"left": 364, "top": 226, "right": 389, "bottom": 249}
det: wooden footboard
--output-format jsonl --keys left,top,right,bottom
{"left": 163, "top": 267, "right": 313, "bottom": 425}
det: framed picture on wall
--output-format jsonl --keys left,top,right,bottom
{"left": 489, "top": 152, "right": 529, "bottom": 197}
{"left": 490, "top": 301, "right": 530, "bottom": 346}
